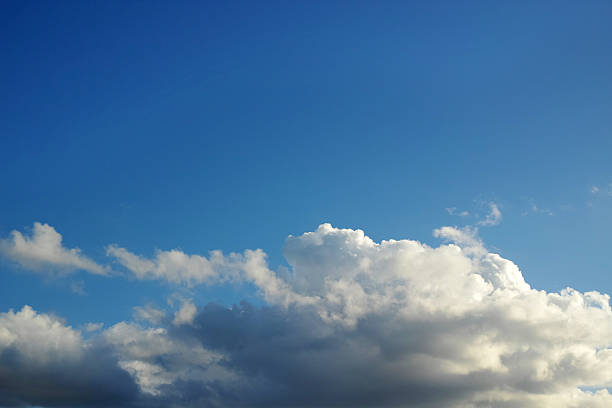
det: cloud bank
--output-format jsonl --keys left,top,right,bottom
{"left": 3, "top": 224, "right": 612, "bottom": 407}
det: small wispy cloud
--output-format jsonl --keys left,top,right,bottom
{"left": 133, "top": 304, "right": 166, "bottom": 325}
{"left": 70, "top": 280, "right": 87, "bottom": 296}
{"left": 521, "top": 199, "right": 553, "bottom": 217}
{"left": 477, "top": 202, "right": 502, "bottom": 226}
{"left": 590, "top": 183, "right": 612, "bottom": 196}
{"left": 85, "top": 322, "right": 104, "bottom": 332}
{"left": 587, "top": 183, "right": 612, "bottom": 208}
{"left": 445, "top": 207, "right": 470, "bottom": 217}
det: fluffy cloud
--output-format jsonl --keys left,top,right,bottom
{"left": 105, "top": 245, "right": 223, "bottom": 285}
{"left": 102, "top": 321, "right": 232, "bottom": 398}
{"left": 0, "top": 222, "right": 106, "bottom": 275}
{"left": 173, "top": 300, "right": 197, "bottom": 326}
{"left": 0, "top": 306, "right": 137, "bottom": 407}
{"left": 107, "top": 245, "right": 314, "bottom": 307}
{"left": 5, "top": 224, "right": 612, "bottom": 407}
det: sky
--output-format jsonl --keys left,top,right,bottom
{"left": 1, "top": 1, "right": 612, "bottom": 407}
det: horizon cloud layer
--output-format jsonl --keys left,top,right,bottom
{"left": 1, "top": 223, "right": 612, "bottom": 407}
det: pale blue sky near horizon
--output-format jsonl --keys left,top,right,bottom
{"left": 1, "top": 0, "right": 612, "bottom": 327}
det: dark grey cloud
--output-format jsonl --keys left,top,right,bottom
{"left": 181, "top": 301, "right": 479, "bottom": 408}
{"left": 0, "top": 345, "right": 138, "bottom": 407}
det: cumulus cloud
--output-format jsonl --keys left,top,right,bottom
{"left": 0, "top": 306, "right": 137, "bottom": 407}
{"left": 6, "top": 224, "right": 612, "bottom": 407}
{"left": 101, "top": 321, "right": 231, "bottom": 398}
{"left": 0, "top": 222, "right": 107, "bottom": 275}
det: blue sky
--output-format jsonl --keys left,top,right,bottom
{"left": 1, "top": 2, "right": 612, "bottom": 407}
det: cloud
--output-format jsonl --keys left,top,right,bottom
{"left": 434, "top": 225, "right": 483, "bottom": 251}
{"left": 101, "top": 320, "right": 232, "bottom": 399}
{"left": 446, "top": 207, "right": 469, "bottom": 217}
{"left": 173, "top": 300, "right": 197, "bottom": 326}
{"left": 0, "top": 306, "right": 137, "bottom": 407}
{"left": 589, "top": 183, "right": 612, "bottom": 197}
{"left": 6, "top": 224, "right": 612, "bottom": 407}
{"left": 85, "top": 322, "right": 104, "bottom": 332}
{"left": 478, "top": 202, "right": 502, "bottom": 226}
{"left": 107, "top": 245, "right": 315, "bottom": 308}
{"left": 106, "top": 245, "right": 223, "bottom": 285}
{"left": 522, "top": 199, "right": 554, "bottom": 217}
{"left": 133, "top": 304, "right": 167, "bottom": 325}
{"left": 0, "top": 222, "right": 107, "bottom": 275}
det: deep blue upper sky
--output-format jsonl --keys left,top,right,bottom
{"left": 1, "top": 0, "right": 612, "bottom": 326}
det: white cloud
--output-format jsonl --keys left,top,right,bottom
{"left": 107, "top": 245, "right": 315, "bottom": 308}
{"left": 434, "top": 225, "right": 483, "bottom": 251}
{"left": 478, "top": 201, "right": 502, "bottom": 226}
{"left": 273, "top": 224, "right": 612, "bottom": 405}
{"left": 106, "top": 245, "right": 230, "bottom": 285}
{"left": 85, "top": 322, "right": 104, "bottom": 332}
{"left": 133, "top": 304, "right": 166, "bottom": 325}
{"left": 172, "top": 300, "right": 197, "bottom": 326}
{"left": 0, "top": 305, "right": 83, "bottom": 363}
{"left": 0, "top": 222, "right": 107, "bottom": 275}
